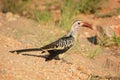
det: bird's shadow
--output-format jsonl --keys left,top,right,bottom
{"left": 22, "top": 53, "right": 72, "bottom": 64}
{"left": 87, "top": 35, "right": 98, "bottom": 45}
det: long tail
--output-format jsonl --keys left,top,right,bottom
{"left": 9, "top": 48, "right": 42, "bottom": 53}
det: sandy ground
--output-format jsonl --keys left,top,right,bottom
{"left": 0, "top": 1, "right": 120, "bottom": 79}
{"left": 0, "top": 11, "right": 120, "bottom": 80}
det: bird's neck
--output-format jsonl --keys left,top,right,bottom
{"left": 67, "top": 30, "right": 77, "bottom": 40}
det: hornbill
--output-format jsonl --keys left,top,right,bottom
{"left": 9, "top": 20, "right": 93, "bottom": 61}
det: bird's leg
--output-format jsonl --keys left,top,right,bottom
{"left": 58, "top": 54, "right": 72, "bottom": 64}
{"left": 16, "top": 52, "right": 21, "bottom": 55}
{"left": 45, "top": 53, "right": 59, "bottom": 61}
{"left": 54, "top": 55, "right": 62, "bottom": 64}
{"left": 54, "top": 55, "right": 61, "bottom": 60}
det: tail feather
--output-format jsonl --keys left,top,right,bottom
{"left": 9, "top": 48, "right": 42, "bottom": 53}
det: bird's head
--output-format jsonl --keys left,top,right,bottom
{"left": 67, "top": 20, "right": 93, "bottom": 38}
{"left": 71, "top": 20, "right": 92, "bottom": 31}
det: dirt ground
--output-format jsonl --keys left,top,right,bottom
{"left": 0, "top": 11, "right": 120, "bottom": 80}
{"left": 0, "top": 0, "right": 120, "bottom": 80}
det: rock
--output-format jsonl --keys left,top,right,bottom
{"left": 79, "top": 72, "right": 90, "bottom": 80}
{"left": 104, "top": 56, "right": 120, "bottom": 76}
{"left": 14, "top": 14, "right": 20, "bottom": 18}
{"left": 118, "top": 15, "right": 120, "bottom": 19}
{"left": 96, "top": 26, "right": 115, "bottom": 38}
{"left": 6, "top": 12, "right": 19, "bottom": 21}
{"left": 113, "top": 25, "right": 120, "bottom": 36}
{"left": 6, "top": 12, "right": 13, "bottom": 20}
{"left": 95, "top": 25, "right": 120, "bottom": 46}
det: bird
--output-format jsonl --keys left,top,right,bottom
{"left": 9, "top": 20, "right": 93, "bottom": 61}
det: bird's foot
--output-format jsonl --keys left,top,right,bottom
{"left": 54, "top": 56, "right": 61, "bottom": 60}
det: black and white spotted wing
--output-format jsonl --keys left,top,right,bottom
{"left": 41, "top": 35, "right": 74, "bottom": 51}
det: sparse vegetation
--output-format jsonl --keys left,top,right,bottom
{"left": 98, "top": 34, "right": 120, "bottom": 47}
{"left": 56, "top": 0, "right": 79, "bottom": 31}
{"left": 87, "top": 46, "right": 100, "bottom": 58}
{"left": 79, "top": 0, "right": 103, "bottom": 14}
{"left": 2, "top": 0, "right": 30, "bottom": 13}
{"left": 97, "top": 36, "right": 111, "bottom": 47}
{"left": 2, "top": 0, "right": 106, "bottom": 30}
{"left": 112, "top": 34, "right": 120, "bottom": 46}
{"left": 0, "top": 1, "right": 120, "bottom": 79}
{"left": 95, "top": 8, "right": 120, "bottom": 18}
{"left": 57, "top": 0, "right": 105, "bottom": 30}
{"left": 33, "top": 9, "right": 52, "bottom": 23}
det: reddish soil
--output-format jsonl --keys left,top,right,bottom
{"left": 0, "top": 0, "right": 120, "bottom": 80}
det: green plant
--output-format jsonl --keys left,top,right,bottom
{"left": 2, "top": 0, "right": 30, "bottom": 13}
{"left": 33, "top": 10, "right": 52, "bottom": 23}
{"left": 57, "top": 0, "right": 105, "bottom": 31}
{"left": 98, "top": 36, "right": 111, "bottom": 47}
{"left": 56, "top": 0, "right": 79, "bottom": 31}
{"left": 98, "top": 34, "right": 120, "bottom": 47}
{"left": 112, "top": 34, "right": 120, "bottom": 46}
{"left": 79, "top": 0, "right": 103, "bottom": 14}
{"left": 87, "top": 47, "right": 100, "bottom": 58}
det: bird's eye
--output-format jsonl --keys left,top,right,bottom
{"left": 78, "top": 22, "right": 80, "bottom": 25}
